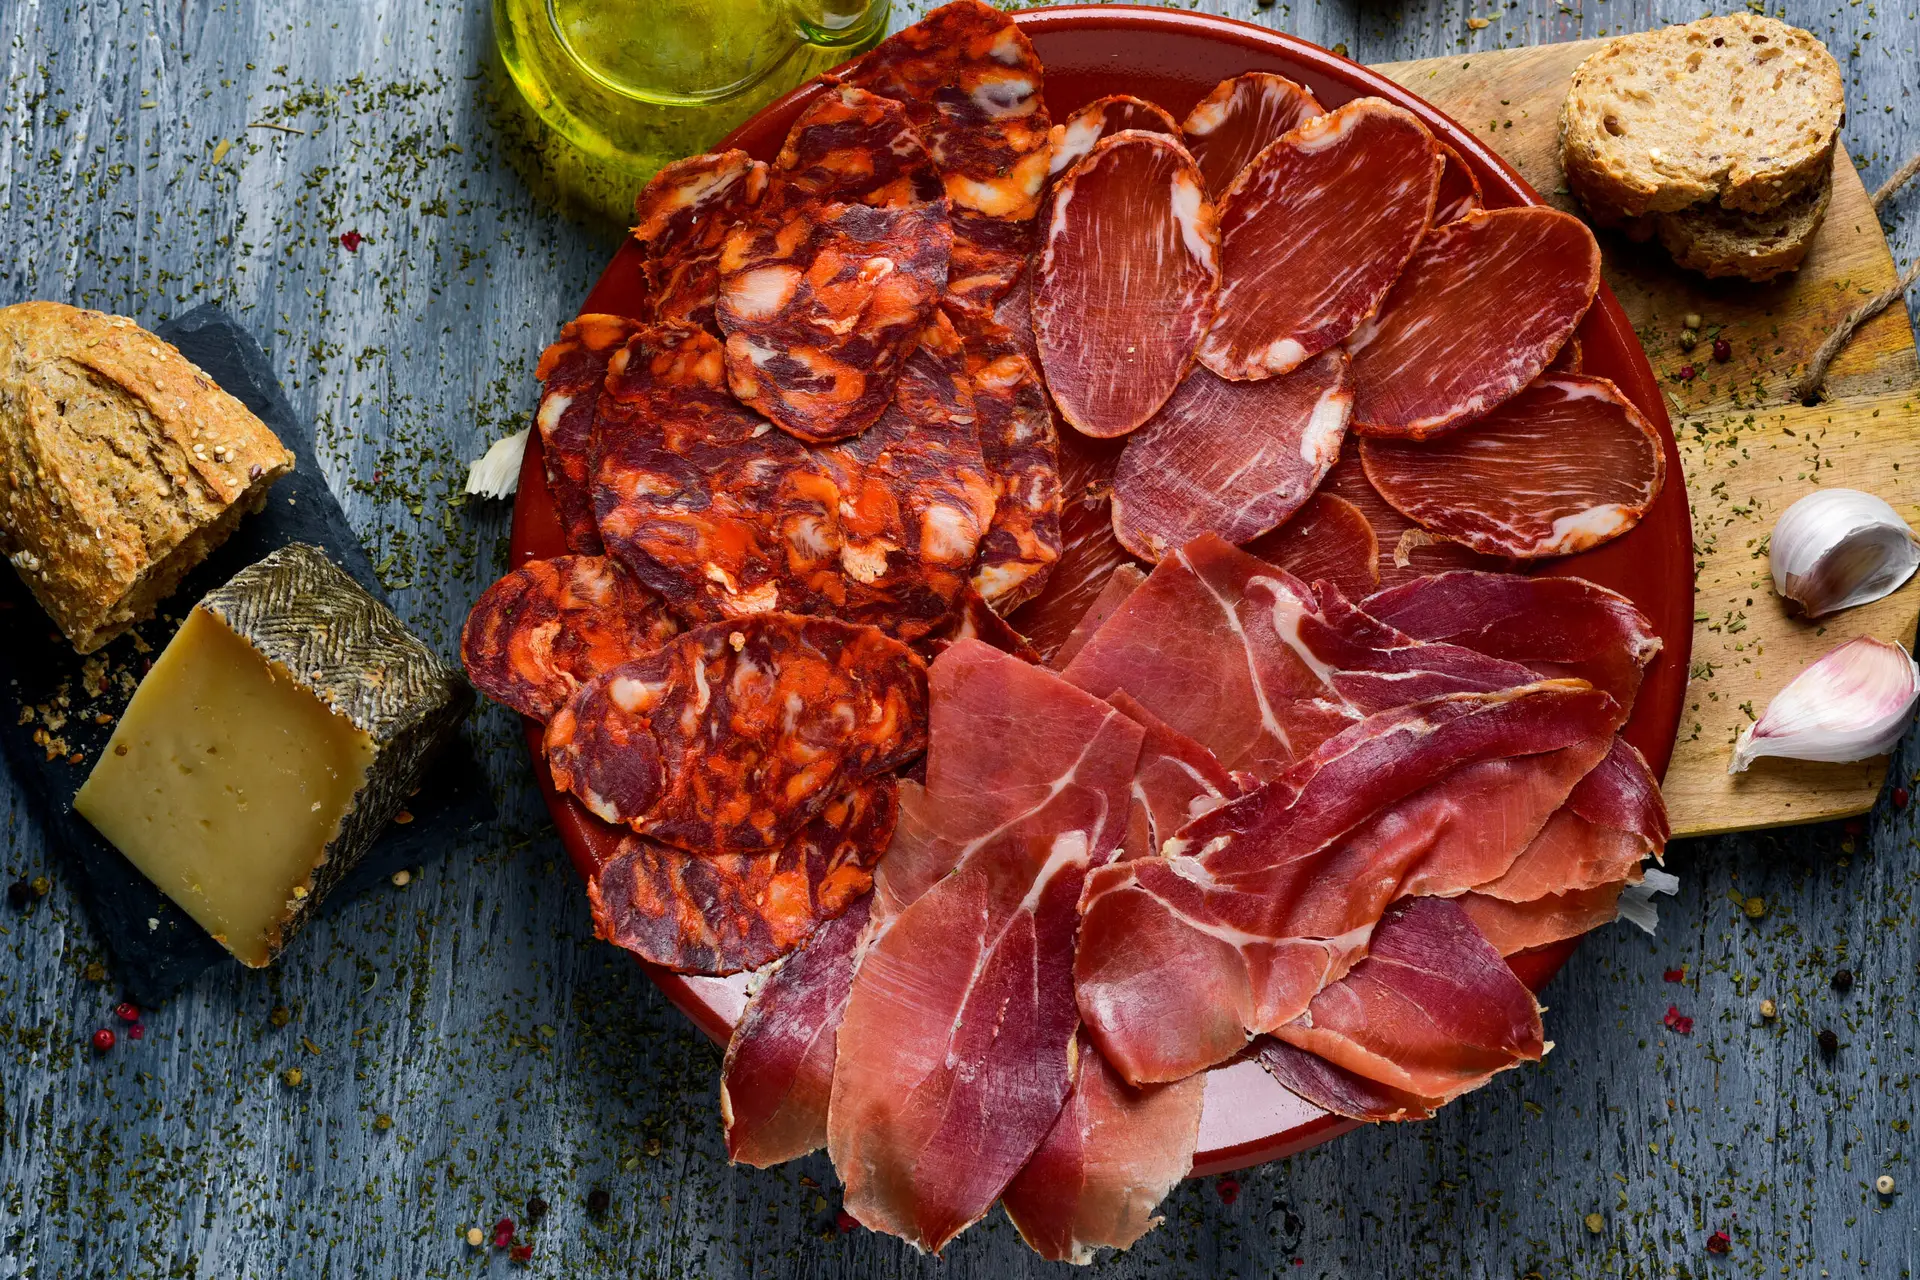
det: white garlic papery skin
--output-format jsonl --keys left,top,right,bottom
{"left": 1730, "top": 636, "right": 1920, "bottom": 773}
{"left": 1770, "top": 488, "right": 1920, "bottom": 617}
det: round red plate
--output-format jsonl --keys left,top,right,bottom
{"left": 507, "top": 6, "right": 1694, "bottom": 1177}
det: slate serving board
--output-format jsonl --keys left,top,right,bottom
{"left": 0, "top": 303, "right": 494, "bottom": 1006}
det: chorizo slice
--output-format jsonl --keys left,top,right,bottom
{"left": 1035, "top": 132, "right": 1221, "bottom": 439}
{"left": 461, "top": 554, "right": 680, "bottom": 721}
{"left": 842, "top": 0, "right": 1053, "bottom": 309}
{"left": 1197, "top": 100, "right": 1440, "bottom": 382}
{"left": 1348, "top": 207, "right": 1600, "bottom": 439}
{"left": 1359, "top": 373, "right": 1666, "bottom": 558}
{"left": 717, "top": 190, "right": 951, "bottom": 444}
{"left": 587, "top": 779, "right": 896, "bottom": 975}
{"left": 1048, "top": 94, "right": 1179, "bottom": 178}
{"left": 945, "top": 303, "right": 1061, "bottom": 614}
{"left": 1180, "top": 71, "right": 1324, "bottom": 197}
{"left": 633, "top": 150, "right": 770, "bottom": 332}
{"left": 546, "top": 614, "right": 928, "bottom": 854}
{"left": 1245, "top": 493, "right": 1380, "bottom": 604}
{"left": 1111, "top": 348, "right": 1352, "bottom": 561}
{"left": 775, "top": 83, "right": 944, "bottom": 208}
{"left": 592, "top": 322, "right": 846, "bottom": 621}
{"left": 816, "top": 312, "right": 997, "bottom": 640}
{"left": 1432, "top": 141, "right": 1484, "bottom": 227}
{"left": 534, "top": 315, "right": 646, "bottom": 555}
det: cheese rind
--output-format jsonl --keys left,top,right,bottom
{"left": 73, "top": 544, "right": 471, "bottom": 966}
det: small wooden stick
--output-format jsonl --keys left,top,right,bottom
{"left": 1794, "top": 148, "right": 1920, "bottom": 404}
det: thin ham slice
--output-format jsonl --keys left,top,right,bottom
{"left": 1459, "top": 880, "right": 1630, "bottom": 955}
{"left": 1109, "top": 691, "right": 1244, "bottom": 861}
{"left": 1251, "top": 1035, "right": 1437, "bottom": 1122}
{"left": 1049, "top": 562, "right": 1146, "bottom": 671}
{"left": 1075, "top": 680, "right": 1621, "bottom": 1084}
{"left": 1348, "top": 207, "right": 1600, "bottom": 439}
{"left": 828, "top": 640, "right": 1144, "bottom": 1254}
{"left": 1431, "top": 141, "right": 1483, "bottom": 227}
{"left": 1181, "top": 71, "right": 1325, "bottom": 197}
{"left": 1001, "top": 1035, "right": 1207, "bottom": 1262}
{"left": 1247, "top": 492, "right": 1379, "bottom": 602}
{"left": 1035, "top": 132, "right": 1221, "bottom": 438}
{"left": 1197, "top": 100, "right": 1440, "bottom": 381}
{"left": 1110, "top": 349, "right": 1351, "bottom": 561}
{"left": 1474, "top": 737, "right": 1667, "bottom": 902}
{"left": 1359, "top": 373, "right": 1666, "bottom": 558}
{"left": 1049, "top": 95, "right": 1180, "bottom": 177}
{"left": 1274, "top": 896, "right": 1546, "bottom": 1102}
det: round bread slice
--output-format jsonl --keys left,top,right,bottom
{"left": 1561, "top": 15, "right": 1843, "bottom": 220}
{"left": 1641, "top": 166, "right": 1832, "bottom": 281}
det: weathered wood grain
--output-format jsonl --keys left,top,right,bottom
{"left": 1378, "top": 39, "right": 1920, "bottom": 838}
{"left": 0, "top": 2, "right": 1915, "bottom": 1278}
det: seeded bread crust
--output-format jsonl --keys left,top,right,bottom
{"left": 1561, "top": 16, "right": 1843, "bottom": 221}
{"left": 0, "top": 301, "right": 295, "bottom": 652}
{"left": 1637, "top": 165, "right": 1832, "bottom": 281}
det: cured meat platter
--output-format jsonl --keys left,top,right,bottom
{"left": 500, "top": 3, "right": 1694, "bottom": 1192}
{"left": 1375, "top": 40, "right": 1920, "bottom": 837}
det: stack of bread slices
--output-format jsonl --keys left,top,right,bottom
{"left": 1560, "top": 14, "right": 1844, "bottom": 281}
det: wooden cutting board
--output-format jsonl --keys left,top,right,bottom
{"left": 1377, "top": 39, "right": 1920, "bottom": 839}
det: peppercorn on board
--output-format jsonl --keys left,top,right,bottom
{"left": 1378, "top": 40, "right": 1920, "bottom": 837}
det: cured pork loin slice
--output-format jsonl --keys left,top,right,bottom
{"left": 828, "top": 641, "right": 1143, "bottom": 1254}
{"left": 944, "top": 304, "right": 1062, "bottom": 613}
{"left": 1273, "top": 896, "right": 1545, "bottom": 1103}
{"left": 1000, "top": 1033, "right": 1207, "bottom": 1263}
{"left": 843, "top": 0, "right": 1052, "bottom": 310}
{"left": 1034, "top": 132, "right": 1221, "bottom": 439}
{"left": 1048, "top": 95, "right": 1180, "bottom": 178}
{"left": 632, "top": 150, "right": 770, "bottom": 332}
{"left": 817, "top": 312, "right": 998, "bottom": 639}
{"left": 1251, "top": 1035, "right": 1437, "bottom": 1123}
{"left": 716, "top": 92, "right": 951, "bottom": 443}
{"left": 1348, "top": 207, "right": 1600, "bottom": 439}
{"left": 1359, "top": 374, "right": 1666, "bottom": 558}
{"left": 588, "top": 778, "right": 896, "bottom": 975}
{"left": 1248, "top": 492, "right": 1379, "bottom": 602}
{"left": 592, "top": 322, "right": 845, "bottom": 622}
{"left": 1198, "top": 100, "right": 1441, "bottom": 382}
{"left": 534, "top": 315, "right": 646, "bottom": 555}
{"left": 720, "top": 896, "right": 870, "bottom": 1167}
{"left": 1075, "top": 680, "right": 1621, "bottom": 1084}
{"left": 545, "top": 614, "right": 927, "bottom": 854}
{"left": 1110, "top": 349, "right": 1352, "bottom": 560}
{"left": 460, "top": 555, "right": 678, "bottom": 721}
{"left": 1363, "top": 569, "right": 1662, "bottom": 711}
{"left": 1317, "top": 445, "right": 1512, "bottom": 589}
{"left": 1181, "top": 71, "right": 1325, "bottom": 197}
{"left": 1431, "top": 141, "right": 1484, "bottom": 227}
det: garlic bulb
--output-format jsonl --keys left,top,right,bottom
{"left": 1730, "top": 636, "right": 1920, "bottom": 773}
{"left": 1770, "top": 488, "right": 1920, "bottom": 617}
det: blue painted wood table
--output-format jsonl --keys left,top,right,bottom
{"left": 0, "top": 1, "right": 1915, "bottom": 1276}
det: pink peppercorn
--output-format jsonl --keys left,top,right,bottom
{"left": 1706, "top": 1230, "right": 1730, "bottom": 1254}
{"left": 492, "top": 1217, "right": 515, "bottom": 1249}
{"left": 1216, "top": 1176, "right": 1241, "bottom": 1205}
{"left": 1677, "top": 364, "right": 1697, "bottom": 382}
{"left": 339, "top": 229, "right": 364, "bottom": 252}
{"left": 91, "top": 1028, "right": 115, "bottom": 1053}
{"left": 114, "top": 1001, "right": 140, "bottom": 1022}
{"left": 1711, "top": 338, "right": 1731, "bottom": 362}
{"left": 1895, "top": 787, "right": 1910, "bottom": 809}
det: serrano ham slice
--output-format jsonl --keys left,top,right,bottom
{"left": 1459, "top": 880, "right": 1630, "bottom": 956}
{"left": 534, "top": 315, "right": 645, "bottom": 555}
{"left": 1197, "top": 100, "right": 1441, "bottom": 381}
{"left": 1000, "top": 1034, "right": 1207, "bottom": 1263}
{"left": 843, "top": 0, "right": 1052, "bottom": 310}
{"left": 827, "top": 640, "right": 1143, "bottom": 1253}
{"left": 720, "top": 896, "right": 870, "bottom": 1167}
{"left": 1473, "top": 737, "right": 1667, "bottom": 903}
{"left": 1075, "top": 681, "right": 1621, "bottom": 1083}
{"left": 592, "top": 323, "right": 845, "bottom": 622}
{"left": 1035, "top": 132, "right": 1221, "bottom": 439}
{"left": 587, "top": 778, "right": 896, "bottom": 975}
{"left": 1247, "top": 492, "right": 1380, "bottom": 602}
{"left": 1431, "top": 141, "right": 1483, "bottom": 227}
{"left": 1273, "top": 896, "right": 1546, "bottom": 1103}
{"left": 1110, "top": 349, "right": 1351, "bottom": 560}
{"left": 1048, "top": 95, "right": 1180, "bottom": 178}
{"left": 1181, "top": 71, "right": 1324, "bottom": 197}
{"left": 1252, "top": 1035, "right": 1437, "bottom": 1123}
{"left": 1359, "top": 374, "right": 1666, "bottom": 558}
{"left": 1348, "top": 207, "right": 1600, "bottom": 439}
{"left": 632, "top": 150, "right": 770, "bottom": 332}
{"left": 1109, "top": 691, "right": 1244, "bottom": 861}
{"left": 1048, "top": 563, "right": 1145, "bottom": 672}
{"left": 461, "top": 555, "right": 678, "bottom": 721}
{"left": 546, "top": 615, "right": 927, "bottom": 854}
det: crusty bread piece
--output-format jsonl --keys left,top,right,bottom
{"left": 1561, "top": 16, "right": 1843, "bottom": 221}
{"left": 0, "top": 302, "right": 294, "bottom": 652}
{"left": 1637, "top": 165, "right": 1832, "bottom": 281}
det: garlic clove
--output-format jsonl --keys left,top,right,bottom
{"left": 1770, "top": 488, "right": 1920, "bottom": 618}
{"left": 1618, "top": 868, "right": 1680, "bottom": 936}
{"left": 464, "top": 427, "right": 528, "bottom": 499}
{"left": 1730, "top": 636, "right": 1920, "bottom": 773}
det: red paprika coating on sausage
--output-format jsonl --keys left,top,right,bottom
{"left": 534, "top": 315, "right": 646, "bottom": 555}
{"left": 633, "top": 150, "right": 770, "bottom": 333}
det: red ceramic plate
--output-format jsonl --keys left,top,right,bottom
{"left": 507, "top": 6, "right": 1693, "bottom": 1177}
